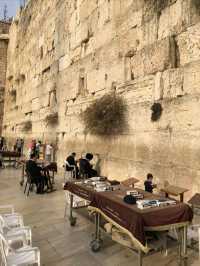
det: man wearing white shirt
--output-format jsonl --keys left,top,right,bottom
{"left": 45, "top": 143, "right": 53, "bottom": 162}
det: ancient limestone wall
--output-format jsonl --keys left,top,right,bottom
{"left": 3, "top": 0, "right": 200, "bottom": 198}
{"left": 0, "top": 21, "right": 10, "bottom": 134}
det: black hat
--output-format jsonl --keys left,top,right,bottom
{"left": 123, "top": 195, "right": 136, "bottom": 205}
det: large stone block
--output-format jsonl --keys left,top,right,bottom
{"left": 158, "top": 0, "right": 184, "bottom": 40}
{"left": 183, "top": 60, "right": 200, "bottom": 95}
{"left": 117, "top": 75, "right": 155, "bottom": 104}
{"left": 131, "top": 37, "right": 176, "bottom": 78}
{"left": 59, "top": 54, "right": 71, "bottom": 72}
{"left": 177, "top": 22, "right": 200, "bottom": 66}
{"left": 155, "top": 69, "right": 184, "bottom": 100}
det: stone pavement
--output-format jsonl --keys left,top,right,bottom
{"left": 0, "top": 168, "right": 199, "bottom": 266}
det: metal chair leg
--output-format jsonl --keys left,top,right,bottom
{"left": 24, "top": 180, "right": 28, "bottom": 194}
{"left": 27, "top": 183, "right": 31, "bottom": 196}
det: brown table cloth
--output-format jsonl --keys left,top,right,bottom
{"left": 64, "top": 181, "right": 193, "bottom": 246}
{"left": 0, "top": 151, "right": 21, "bottom": 157}
{"left": 64, "top": 181, "right": 95, "bottom": 201}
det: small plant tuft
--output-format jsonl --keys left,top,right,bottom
{"left": 22, "top": 120, "right": 32, "bottom": 132}
{"left": 81, "top": 93, "right": 127, "bottom": 135}
{"left": 193, "top": 0, "right": 200, "bottom": 10}
{"left": 151, "top": 102, "right": 163, "bottom": 122}
{"left": 45, "top": 112, "right": 58, "bottom": 126}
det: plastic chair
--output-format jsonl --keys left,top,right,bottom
{"left": 0, "top": 214, "right": 24, "bottom": 229}
{"left": 0, "top": 205, "right": 15, "bottom": 215}
{"left": 1, "top": 223, "right": 32, "bottom": 247}
{"left": 24, "top": 170, "right": 35, "bottom": 196}
{"left": 0, "top": 232, "right": 40, "bottom": 266}
{"left": 63, "top": 161, "right": 76, "bottom": 184}
{"left": 187, "top": 224, "right": 200, "bottom": 258}
{"left": 64, "top": 191, "right": 89, "bottom": 218}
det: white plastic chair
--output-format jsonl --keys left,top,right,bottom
{"left": 64, "top": 191, "right": 89, "bottom": 217}
{"left": 0, "top": 205, "right": 15, "bottom": 215}
{"left": 0, "top": 232, "right": 40, "bottom": 266}
{"left": 187, "top": 224, "right": 200, "bottom": 258}
{"left": 1, "top": 225, "right": 32, "bottom": 247}
{"left": 63, "top": 161, "right": 76, "bottom": 184}
{"left": 0, "top": 214, "right": 24, "bottom": 229}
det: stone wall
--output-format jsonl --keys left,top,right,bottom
{"left": 3, "top": 0, "right": 200, "bottom": 198}
{"left": 0, "top": 21, "right": 10, "bottom": 134}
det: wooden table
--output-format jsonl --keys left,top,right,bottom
{"left": 161, "top": 185, "right": 189, "bottom": 202}
{"left": 65, "top": 181, "right": 193, "bottom": 266}
{"left": 121, "top": 177, "right": 139, "bottom": 187}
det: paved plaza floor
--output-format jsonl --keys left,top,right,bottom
{"left": 0, "top": 168, "right": 199, "bottom": 266}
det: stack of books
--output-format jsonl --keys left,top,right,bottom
{"left": 137, "top": 199, "right": 176, "bottom": 209}
{"left": 126, "top": 190, "right": 144, "bottom": 200}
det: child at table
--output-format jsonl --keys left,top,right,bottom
{"left": 144, "top": 173, "right": 157, "bottom": 193}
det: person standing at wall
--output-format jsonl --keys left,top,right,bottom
{"left": 35, "top": 140, "right": 41, "bottom": 159}
{"left": 0, "top": 137, "right": 4, "bottom": 150}
{"left": 45, "top": 143, "right": 53, "bottom": 163}
{"left": 16, "top": 138, "right": 23, "bottom": 155}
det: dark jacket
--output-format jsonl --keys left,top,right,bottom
{"left": 66, "top": 155, "right": 76, "bottom": 171}
{"left": 26, "top": 159, "right": 42, "bottom": 178}
{"left": 144, "top": 180, "right": 153, "bottom": 193}
{"left": 79, "top": 158, "right": 97, "bottom": 178}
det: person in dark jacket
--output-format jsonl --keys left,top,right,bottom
{"left": 26, "top": 154, "right": 47, "bottom": 193}
{"left": 65, "top": 152, "right": 79, "bottom": 178}
{"left": 144, "top": 173, "right": 156, "bottom": 193}
{"left": 79, "top": 153, "right": 97, "bottom": 178}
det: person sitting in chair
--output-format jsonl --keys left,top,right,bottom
{"left": 144, "top": 173, "right": 157, "bottom": 193}
{"left": 26, "top": 154, "right": 48, "bottom": 193}
{"left": 65, "top": 152, "right": 79, "bottom": 178}
{"left": 79, "top": 153, "right": 97, "bottom": 178}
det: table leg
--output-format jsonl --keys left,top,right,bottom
{"left": 180, "top": 193, "right": 184, "bottom": 202}
{"left": 198, "top": 227, "right": 200, "bottom": 259}
{"left": 179, "top": 225, "right": 188, "bottom": 265}
{"left": 20, "top": 164, "right": 25, "bottom": 185}
{"left": 182, "top": 225, "right": 187, "bottom": 259}
{"left": 91, "top": 212, "right": 101, "bottom": 252}
{"left": 69, "top": 193, "right": 76, "bottom": 226}
{"left": 138, "top": 250, "right": 143, "bottom": 266}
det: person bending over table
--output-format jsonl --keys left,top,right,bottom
{"left": 26, "top": 154, "right": 49, "bottom": 194}
{"left": 79, "top": 153, "right": 97, "bottom": 178}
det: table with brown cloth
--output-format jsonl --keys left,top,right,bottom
{"left": 0, "top": 151, "right": 21, "bottom": 158}
{"left": 64, "top": 181, "right": 193, "bottom": 247}
{"left": 20, "top": 160, "right": 57, "bottom": 190}
{"left": 0, "top": 150, "right": 21, "bottom": 168}
{"left": 90, "top": 188, "right": 193, "bottom": 246}
{"left": 64, "top": 181, "right": 95, "bottom": 202}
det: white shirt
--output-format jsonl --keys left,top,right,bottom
{"left": 46, "top": 144, "right": 52, "bottom": 155}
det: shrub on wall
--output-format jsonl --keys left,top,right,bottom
{"left": 81, "top": 93, "right": 127, "bottom": 135}
{"left": 151, "top": 102, "right": 163, "bottom": 122}
{"left": 45, "top": 112, "right": 58, "bottom": 126}
{"left": 193, "top": 0, "right": 200, "bottom": 10}
{"left": 22, "top": 120, "right": 32, "bottom": 132}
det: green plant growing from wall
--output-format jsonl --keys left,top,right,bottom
{"left": 193, "top": 0, "right": 200, "bottom": 9}
{"left": 151, "top": 102, "right": 163, "bottom": 122}
{"left": 81, "top": 93, "right": 127, "bottom": 135}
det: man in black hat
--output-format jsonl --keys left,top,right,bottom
{"left": 79, "top": 153, "right": 97, "bottom": 178}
